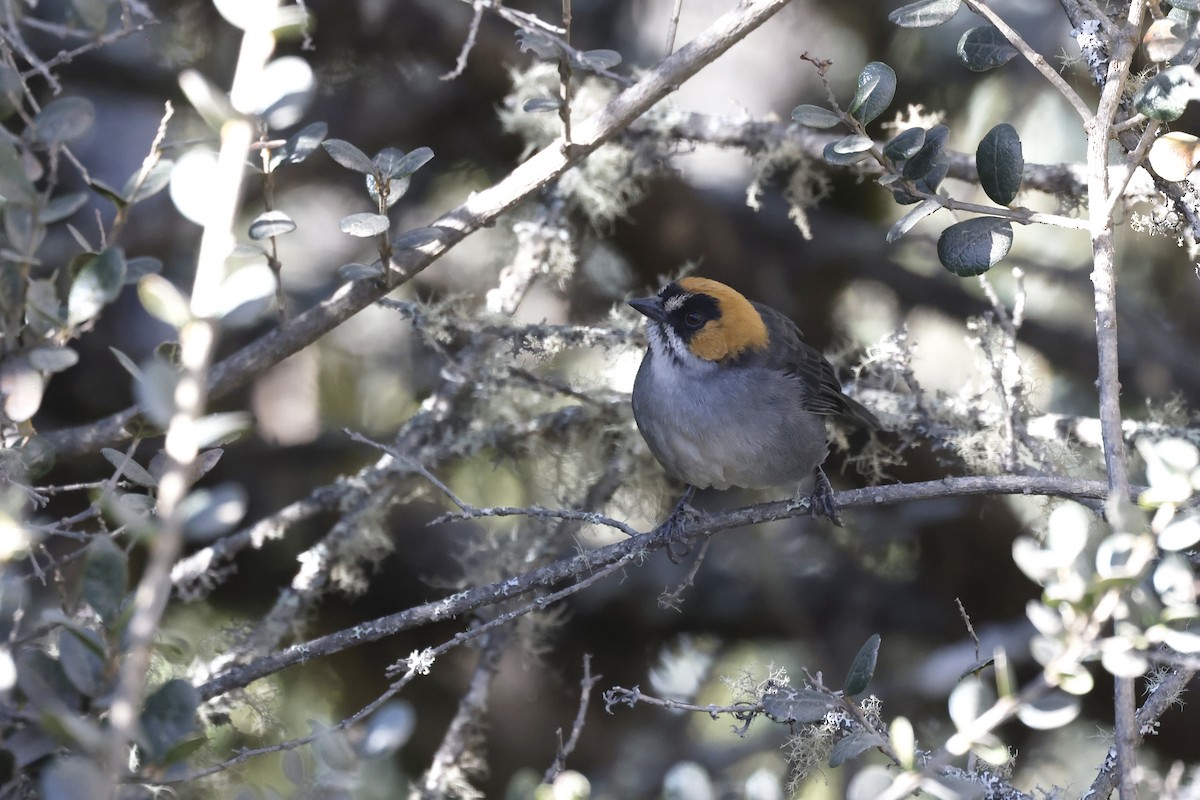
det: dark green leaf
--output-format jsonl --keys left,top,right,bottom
{"left": 888, "top": 0, "right": 961, "bottom": 27}
{"left": 71, "top": 0, "right": 110, "bottom": 30}
{"left": 515, "top": 28, "right": 560, "bottom": 58}
{"left": 42, "top": 192, "right": 88, "bottom": 224}
{"left": 67, "top": 247, "right": 126, "bottom": 326}
{"left": 339, "top": 262, "right": 384, "bottom": 281}
{"left": 574, "top": 49, "right": 622, "bottom": 71}
{"left": 101, "top": 447, "right": 157, "bottom": 488}
{"left": 394, "top": 226, "right": 446, "bottom": 252}
{"left": 248, "top": 210, "right": 296, "bottom": 240}
{"left": 28, "top": 347, "right": 78, "bottom": 373}
{"left": 124, "top": 255, "right": 164, "bottom": 284}
{"left": 339, "top": 212, "right": 390, "bottom": 237}
{"left": 791, "top": 104, "right": 843, "bottom": 128}
{"left": 162, "top": 734, "right": 209, "bottom": 765}
{"left": 134, "top": 356, "right": 178, "bottom": 427}
{"left": 378, "top": 146, "right": 434, "bottom": 180}
{"left": 883, "top": 127, "right": 926, "bottom": 160}
{"left": 832, "top": 134, "right": 875, "bottom": 154}
{"left": 89, "top": 178, "right": 127, "bottom": 209}
{"left": 1134, "top": 66, "right": 1200, "bottom": 121}
{"left": 958, "top": 25, "right": 1019, "bottom": 71}
{"left": 32, "top": 97, "right": 95, "bottom": 145}
{"left": 830, "top": 731, "right": 886, "bottom": 767}
{"left": 902, "top": 124, "right": 950, "bottom": 182}
{"left": 977, "top": 123, "right": 1024, "bottom": 204}
{"left": 0, "top": 140, "right": 35, "bottom": 203}
{"left": 58, "top": 628, "right": 106, "bottom": 698}
{"left": 523, "top": 97, "right": 562, "bottom": 113}
{"left": 124, "top": 159, "right": 174, "bottom": 204}
{"left": 83, "top": 537, "right": 127, "bottom": 624}
{"left": 139, "top": 679, "right": 199, "bottom": 764}
{"left": 359, "top": 701, "right": 415, "bottom": 758}
{"left": 39, "top": 757, "right": 106, "bottom": 800}
{"left": 849, "top": 62, "right": 897, "bottom": 124}
{"left": 178, "top": 483, "right": 248, "bottom": 542}
{"left": 271, "top": 120, "right": 328, "bottom": 169}
{"left": 823, "top": 141, "right": 872, "bottom": 166}
{"left": 762, "top": 686, "right": 837, "bottom": 723}
{"left": 844, "top": 633, "right": 881, "bottom": 695}
{"left": 886, "top": 197, "right": 941, "bottom": 243}
{"left": 322, "top": 139, "right": 375, "bottom": 173}
{"left": 5, "top": 205, "right": 45, "bottom": 256}
{"left": 937, "top": 217, "right": 1013, "bottom": 276}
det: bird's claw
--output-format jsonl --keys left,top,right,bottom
{"left": 788, "top": 467, "right": 844, "bottom": 527}
{"left": 657, "top": 488, "right": 699, "bottom": 563}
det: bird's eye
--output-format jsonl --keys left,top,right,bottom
{"left": 683, "top": 311, "right": 705, "bottom": 329}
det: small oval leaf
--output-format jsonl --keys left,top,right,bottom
{"left": 83, "top": 538, "right": 128, "bottom": 624}
{"left": 762, "top": 686, "right": 836, "bottom": 723}
{"left": 829, "top": 730, "right": 886, "bottom": 767}
{"left": 886, "top": 197, "right": 941, "bottom": 243}
{"left": 322, "top": 138, "right": 375, "bottom": 174}
{"left": 67, "top": 248, "right": 126, "bottom": 326}
{"left": 140, "top": 679, "right": 200, "bottom": 764}
{"left": 883, "top": 127, "right": 926, "bottom": 160}
{"left": 849, "top": 62, "right": 897, "bottom": 125}
{"left": 33, "top": 96, "right": 95, "bottom": 144}
{"left": 843, "top": 633, "right": 881, "bottom": 696}
{"left": 977, "top": 122, "right": 1024, "bottom": 204}
{"left": 138, "top": 274, "right": 191, "bottom": 328}
{"left": 791, "top": 104, "right": 843, "bottom": 128}
{"left": 888, "top": 0, "right": 961, "bottom": 28}
{"left": 937, "top": 217, "right": 1013, "bottom": 276}
{"left": 248, "top": 210, "right": 297, "bottom": 240}
{"left": 957, "top": 25, "right": 1020, "bottom": 71}
{"left": 833, "top": 134, "right": 875, "bottom": 154}
{"left": 339, "top": 212, "right": 390, "bottom": 237}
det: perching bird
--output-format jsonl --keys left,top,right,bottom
{"left": 629, "top": 277, "right": 879, "bottom": 530}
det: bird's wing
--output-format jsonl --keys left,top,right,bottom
{"left": 756, "top": 302, "right": 880, "bottom": 429}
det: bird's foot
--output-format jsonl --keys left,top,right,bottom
{"left": 656, "top": 486, "right": 698, "bottom": 562}
{"left": 787, "top": 467, "right": 843, "bottom": 527}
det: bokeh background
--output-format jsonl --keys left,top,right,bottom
{"left": 19, "top": 0, "right": 1200, "bottom": 796}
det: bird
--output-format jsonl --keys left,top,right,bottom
{"left": 628, "top": 277, "right": 879, "bottom": 540}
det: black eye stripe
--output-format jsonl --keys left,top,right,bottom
{"left": 666, "top": 293, "right": 720, "bottom": 337}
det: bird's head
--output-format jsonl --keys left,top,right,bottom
{"left": 629, "top": 277, "right": 769, "bottom": 363}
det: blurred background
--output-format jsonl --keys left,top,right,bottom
{"left": 17, "top": 0, "right": 1200, "bottom": 796}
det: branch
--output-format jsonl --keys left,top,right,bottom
{"left": 195, "top": 474, "right": 1144, "bottom": 702}
{"left": 41, "top": 0, "right": 797, "bottom": 459}
{"left": 544, "top": 653, "right": 601, "bottom": 784}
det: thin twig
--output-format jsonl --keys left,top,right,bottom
{"left": 665, "top": 0, "right": 685, "bottom": 55}
{"left": 442, "top": 0, "right": 485, "bottom": 81}
{"left": 544, "top": 653, "right": 601, "bottom": 784}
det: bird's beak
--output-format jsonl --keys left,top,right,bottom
{"left": 629, "top": 296, "right": 668, "bottom": 323}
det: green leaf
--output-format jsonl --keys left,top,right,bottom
{"left": 42, "top": 192, "right": 88, "bottom": 224}
{"left": 39, "top": 757, "right": 106, "bottom": 800}
{"left": 832, "top": 134, "right": 875, "bottom": 154}
{"left": 762, "top": 686, "right": 837, "bottom": 723}
{"left": 829, "top": 730, "right": 885, "bottom": 767}
{"left": 1016, "top": 690, "right": 1080, "bottom": 730}
{"left": 957, "top": 25, "right": 1019, "bottom": 71}
{"left": 1144, "top": 18, "right": 1189, "bottom": 63}
{"left": 886, "top": 197, "right": 941, "bottom": 243}
{"left": 339, "top": 262, "right": 384, "bottom": 281}
{"left": 790, "top": 104, "right": 843, "bottom": 128}
{"left": 83, "top": 538, "right": 127, "bottom": 624}
{"left": 823, "top": 141, "right": 872, "bottom": 166}
{"left": 888, "top": 0, "right": 961, "bottom": 27}
{"left": 849, "top": 62, "right": 897, "bottom": 125}
{"left": 101, "top": 447, "right": 157, "bottom": 488}
{"left": 394, "top": 226, "right": 446, "bottom": 252}
{"left": 125, "top": 255, "right": 164, "bottom": 285}
{"left": 27, "top": 346, "right": 77, "bottom": 374}
{"left": 32, "top": 97, "right": 95, "bottom": 145}
{"left": 376, "top": 146, "right": 434, "bottom": 180}
{"left": 137, "top": 274, "right": 191, "bottom": 328}
{"left": 1134, "top": 66, "right": 1200, "bottom": 121}
{"left": 573, "top": 49, "right": 623, "bottom": 71}
{"left": 248, "top": 210, "right": 296, "bottom": 240}
{"left": 67, "top": 247, "right": 126, "bottom": 326}
{"left": 0, "top": 140, "right": 35, "bottom": 203}
{"left": 367, "top": 172, "right": 409, "bottom": 208}
{"left": 937, "top": 217, "right": 1013, "bottom": 276}
{"left": 162, "top": 734, "right": 209, "bottom": 765}
{"left": 902, "top": 124, "right": 949, "bottom": 182}
{"left": 523, "top": 98, "right": 561, "bottom": 113}
{"left": 179, "top": 483, "right": 248, "bottom": 541}
{"left": 270, "top": 120, "right": 328, "bottom": 170}
{"left": 139, "top": 679, "right": 199, "bottom": 764}
{"left": 883, "top": 127, "right": 926, "bottom": 160}
{"left": 844, "top": 633, "right": 881, "bottom": 696}
{"left": 58, "top": 628, "right": 106, "bottom": 698}
{"left": 134, "top": 356, "right": 178, "bottom": 427}
{"left": 322, "top": 138, "right": 375, "bottom": 173}
{"left": 977, "top": 123, "right": 1024, "bottom": 204}
{"left": 339, "top": 212, "right": 390, "bottom": 237}
{"left": 124, "top": 159, "right": 174, "bottom": 204}
{"left": 5, "top": 204, "right": 46, "bottom": 255}
{"left": 71, "top": 0, "right": 111, "bottom": 31}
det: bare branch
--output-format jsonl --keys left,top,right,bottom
{"left": 544, "top": 653, "right": 601, "bottom": 784}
